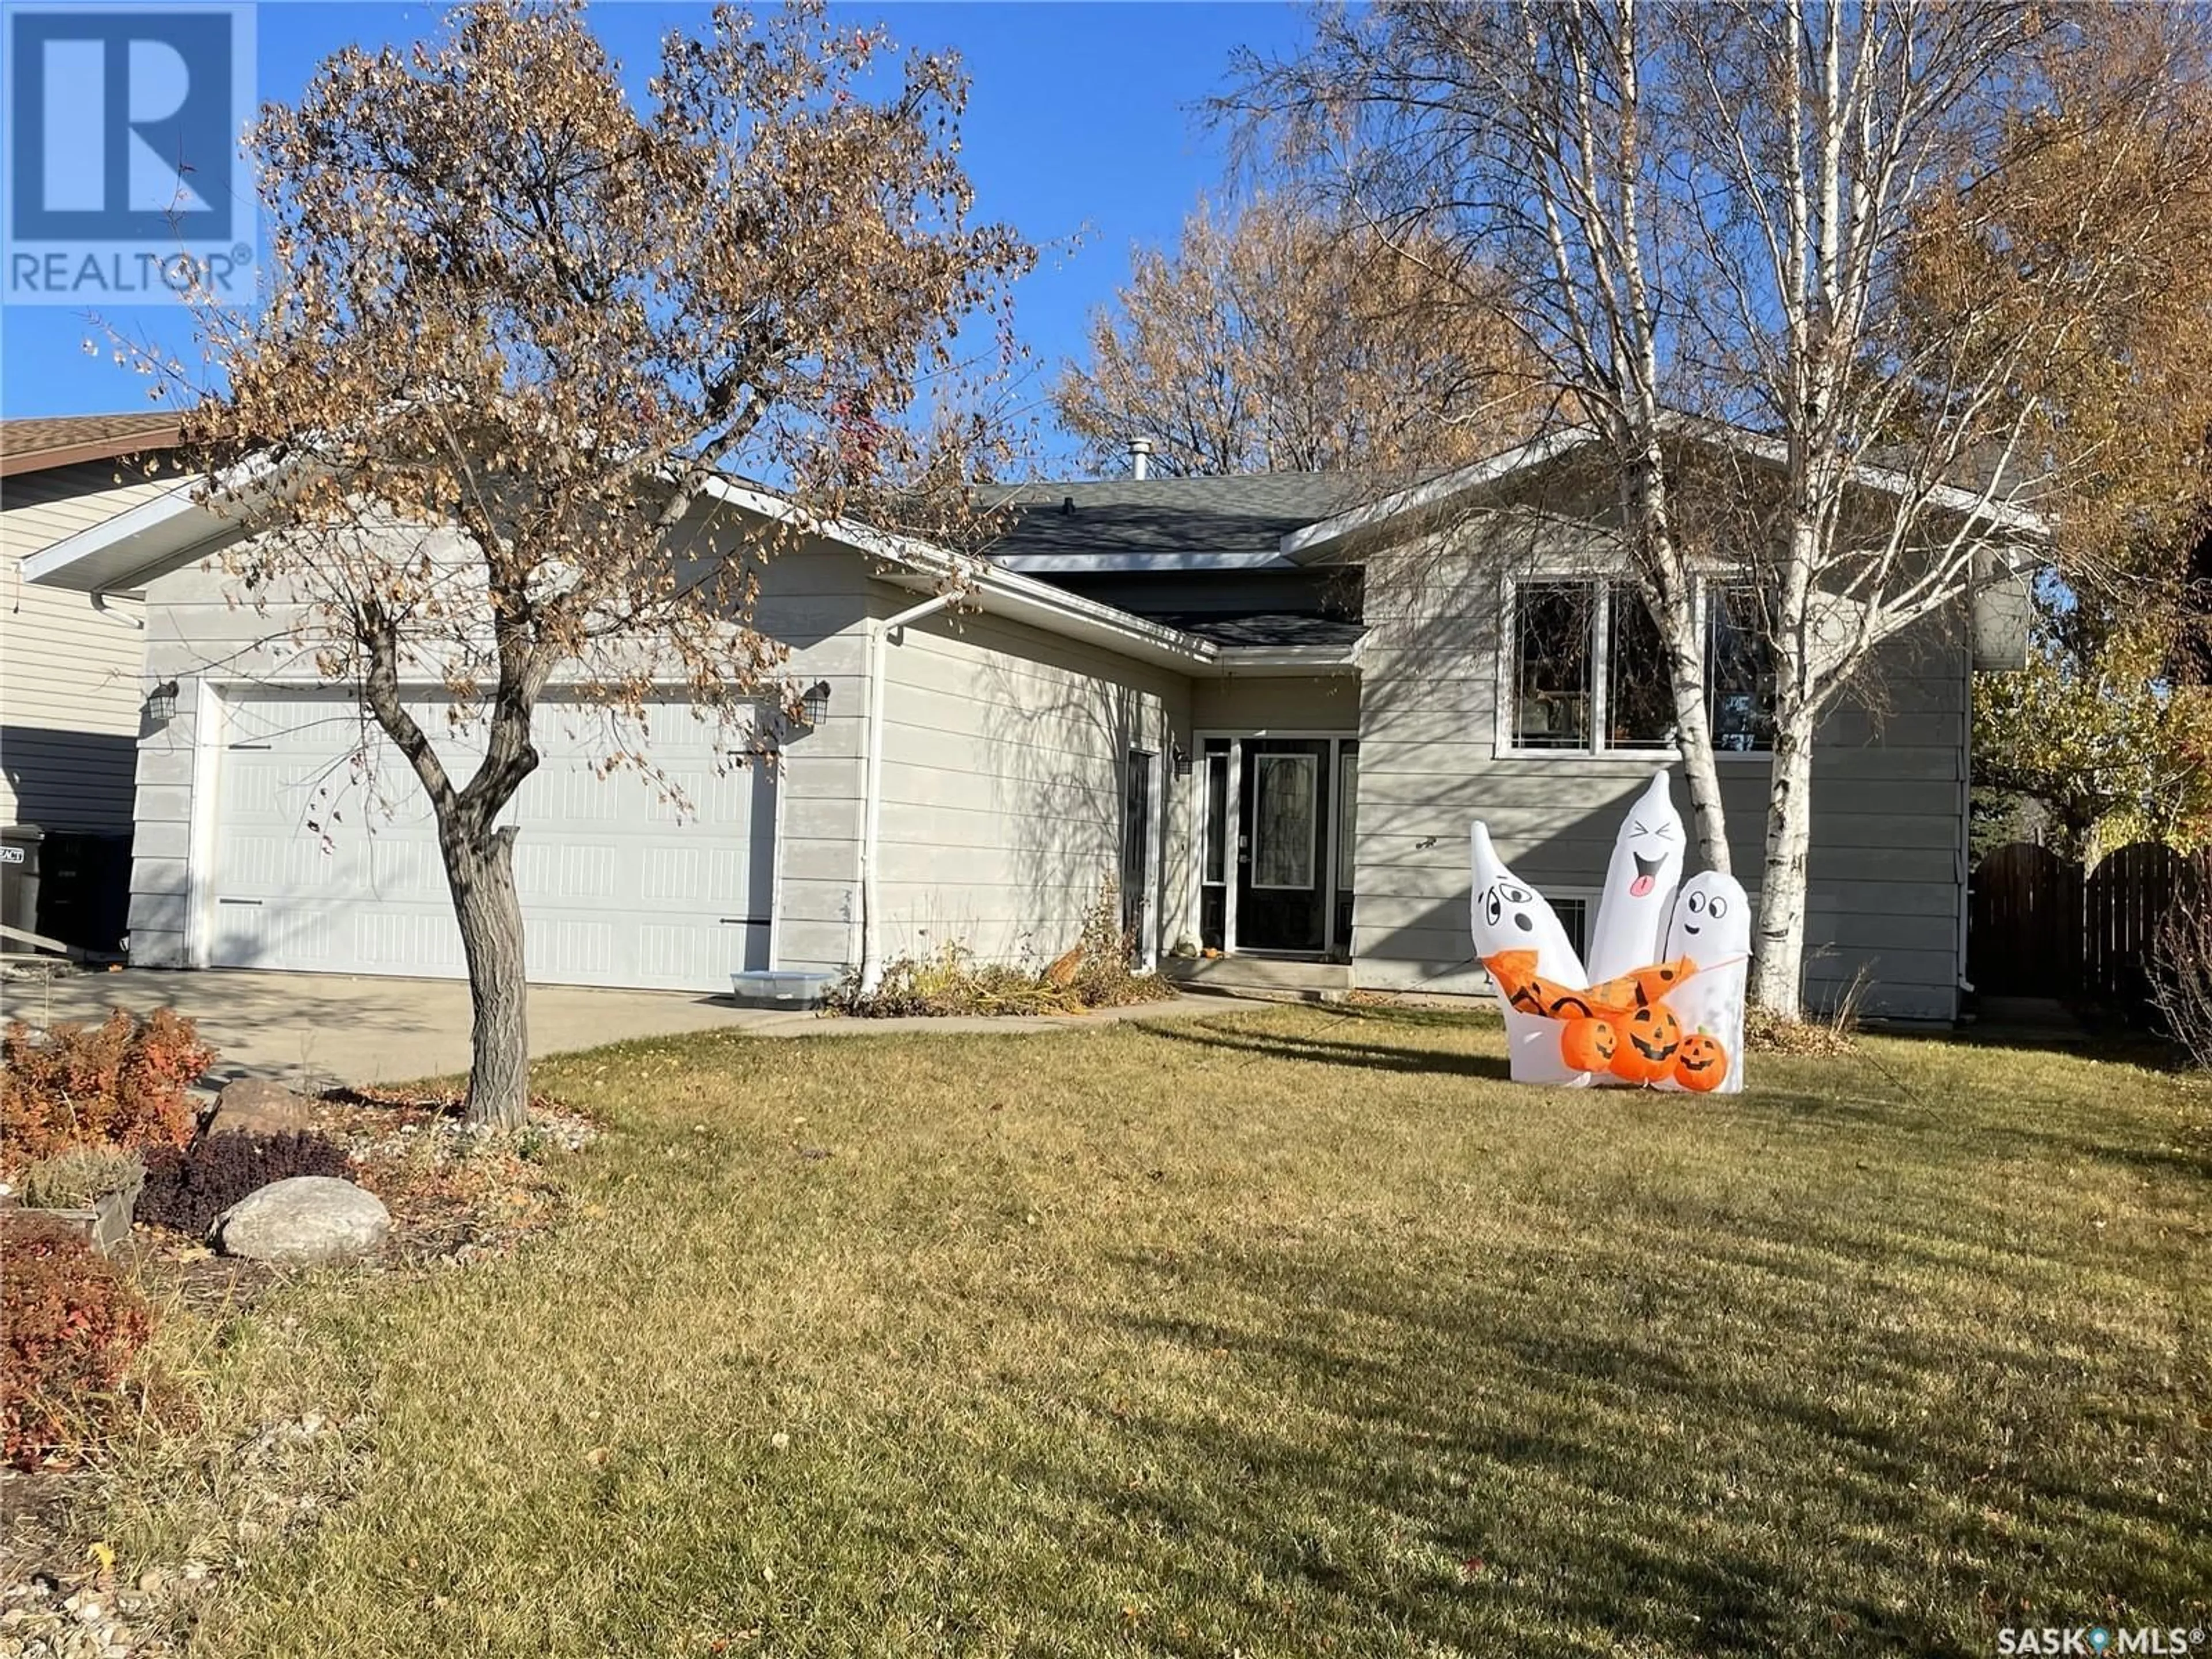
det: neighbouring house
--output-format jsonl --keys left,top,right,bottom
{"left": 0, "top": 414, "right": 183, "bottom": 952}
{"left": 21, "top": 424, "right": 2039, "bottom": 1020}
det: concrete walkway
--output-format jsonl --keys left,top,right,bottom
{"left": 0, "top": 966, "right": 1221, "bottom": 1091}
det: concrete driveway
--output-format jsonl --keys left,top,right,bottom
{"left": 0, "top": 967, "right": 782, "bottom": 1090}
{"left": 0, "top": 966, "right": 1210, "bottom": 1090}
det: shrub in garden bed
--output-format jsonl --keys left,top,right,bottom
{"left": 0, "top": 1009, "right": 213, "bottom": 1168}
{"left": 830, "top": 881, "right": 1169, "bottom": 1018}
{"left": 1, "top": 1217, "right": 154, "bottom": 1468}
{"left": 138, "top": 1130, "right": 355, "bottom": 1240}
{"left": 18, "top": 1146, "right": 146, "bottom": 1211}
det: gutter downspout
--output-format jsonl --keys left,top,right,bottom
{"left": 858, "top": 590, "right": 960, "bottom": 995}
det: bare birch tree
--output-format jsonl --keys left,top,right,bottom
{"left": 1230, "top": 0, "right": 2212, "bottom": 1017}
{"left": 147, "top": 0, "right": 1032, "bottom": 1123}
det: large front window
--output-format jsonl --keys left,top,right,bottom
{"left": 1508, "top": 578, "right": 1771, "bottom": 755}
{"left": 1512, "top": 582, "right": 1595, "bottom": 749}
{"left": 1706, "top": 585, "right": 1777, "bottom": 752}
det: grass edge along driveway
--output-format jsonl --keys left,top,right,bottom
{"left": 107, "top": 1006, "right": 2209, "bottom": 1657}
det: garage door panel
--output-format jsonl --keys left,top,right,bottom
{"left": 210, "top": 694, "right": 776, "bottom": 991}
{"left": 353, "top": 907, "right": 463, "bottom": 973}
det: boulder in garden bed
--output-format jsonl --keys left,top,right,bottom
{"left": 204, "top": 1078, "right": 313, "bottom": 1139}
{"left": 215, "top": 1176, "right": 390, "bottom": 1264}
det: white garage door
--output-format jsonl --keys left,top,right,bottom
{"left": 208, "top": 693, "right": 776, "bottom": 992}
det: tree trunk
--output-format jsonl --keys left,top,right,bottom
{"left": 1626, "top": 460, "right": 1732, "bottom": 876}
{"left": 1659, "top": 590, "right": 1731, "bottom": 876}
{"left": 1750, "top": 706, "right": 1817, "bottom": 1019}
{"left": 442, "top": 820, "right": 531, "bottom": 1127}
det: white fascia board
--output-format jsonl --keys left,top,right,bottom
{"left": 1210, "top": 645, "right": 1361, "bottom": 677}
{"left": 21, "top": 479, "right": 217, "bottom": 592}
{"left": 988, "top": 550, "right": 1300, "bottom": 574}
{"left": 1281, "top": 428, "right": 1599, "bottom": 561}
{"left": 1280, "top": 416, "right": 2050, "bottom": 560}
{"left": 22, "top": 448, "right": 312, "bottom": 593}
{"left": 873, "top": 563, "right": 1222, "bottom": 675}
{"left": 1705, "top": 422, "right": 2050, "bottom": 537}
{"left": 25, "top": 463, "right": 1229, "bottom": 675}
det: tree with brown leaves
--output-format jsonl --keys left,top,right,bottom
{"left": 1052, "top": 196, "right": 1532, "bottom": 478}
{"left": 1231, "top": 1, "right": 2212, "bottom": 1018}
{"left": 156, "top": 1, "right": 1032, "bottom": 1124}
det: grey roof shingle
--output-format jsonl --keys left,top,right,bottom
{"left": 988, "top": 474, "right": 1396, "bottom": 562}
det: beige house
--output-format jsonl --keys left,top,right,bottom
{"left": 0, "top": 415, "right": 183, "bottom": 949}
{"left": 22, "top": 427, "right": 2032, "bottom": 1020}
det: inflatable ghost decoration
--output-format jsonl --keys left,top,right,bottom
{"left": 1471, "top": 775, "right": 1752, "bottom": 1092}
{"left": 1586, "top": 770, "right": 1687, "bottom": 983}
{"left": 1660, "top": 870, "right": 1751, "bottom": 1093}
{"left": 1469, "top": 821, "right": 1591, "bottom": 1085}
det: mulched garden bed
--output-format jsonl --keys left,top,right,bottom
{"left": 1, "top": 1086, "right": 597, "bottom": 1645}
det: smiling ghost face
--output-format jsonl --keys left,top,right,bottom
{"left": 1586, "top": 770, "right": 1687, "bottom": 982}
{"left": 1665, "top": 870, "right": 1752, "bottom": 967}
{"left": 1622, "top": 816, "right": 1680, "bottom": 899}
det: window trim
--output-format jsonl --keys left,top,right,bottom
{"left": 1495, "top": 573, "right": 1773, "bottom": 762}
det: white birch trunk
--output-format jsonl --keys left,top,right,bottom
{"left": 1751, "top": 702, "right": 1817, "bottom": 1019}
{"left": 1657, "top": 580, "right": 1731, "bottom": 877}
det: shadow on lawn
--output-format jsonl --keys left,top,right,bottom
{"left": 988, "top": 1266, "right": 1926, "bottom": 1652}
{"left": 971, "top": 1103, "right": 2206, "bottom": 1657}
{"left": 1139, "top": 1009, "right": 1515, "bottom": 1081}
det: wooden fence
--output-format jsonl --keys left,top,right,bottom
{"left": 1969, "top": 839, "right": 2212, "bottom": 1014}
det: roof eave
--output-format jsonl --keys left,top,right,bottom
{"left": 1276, "top": 417, "right": 2051, "bottom": 559}
{"left": 1279, "top": 428, "right": 1600, "bottom": 562}
{"left": 25, "top": 464, "right": 1228, "bottom": 673}
{"left": 20, "top": 480, "right": 222, "bottom": 592}
{"left": 0, "top": 424, "right": 183, "bottom": 480}
{"left": 1206, "top": 643, "right": 1361, "bottom": 677}
{"left": 987, "top": 549, "right": 1298, "bottom": 574}
{"left": 699, "top": 475, "right": 1220, "bottom": 669}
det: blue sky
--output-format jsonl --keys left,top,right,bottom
{"left": 0, "top": 1, "right": 1311, "bottom": 464}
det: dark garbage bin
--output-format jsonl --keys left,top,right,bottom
{"left": 36, "top": 831, "right": 132, "bottom": 956}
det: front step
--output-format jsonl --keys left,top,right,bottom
{"left": 1162, "top": 956, "right": 1353, "bottom": 1005}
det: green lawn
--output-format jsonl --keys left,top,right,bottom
{"left": 113, "top": 1006, "right": 2207, "bottom": 1656}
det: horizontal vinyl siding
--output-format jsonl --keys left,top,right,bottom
{"left": 876, "top": 605, "right": 1195, "bottom": 966}
{"left": 0, "top": 461, "right": 170, "bottom": 831}
{"left": 1350, "top": 523, "right": 1969, "bottom": 1019}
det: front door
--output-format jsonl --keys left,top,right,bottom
{"left": 1236, "top": 738, "right": 1330, "bottom": 953}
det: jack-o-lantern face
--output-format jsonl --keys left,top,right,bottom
{"left": 1672, "top": 1033, "right": 1728, "bottom": 1092}
{"left": 1609, "top": 1005, "right": 1681, "bottom": 1083}
{"left": 1559, "top": 1016, "right": 1618, "bottom": 1074}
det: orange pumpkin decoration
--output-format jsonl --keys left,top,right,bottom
{"left": 1559, "top": 1016, "right": 1618, "bottom": 1074}
{"left": 1672, "top": 1033, "right": 1728, "bottom": 1092}
{"left": 1609, "top": 1005, "right": 1682, "bottom": 1084}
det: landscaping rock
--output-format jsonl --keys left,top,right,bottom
{"left": 204, "top": 1078, "right": 313, "bottom": 1139}
{"left": 215, "top": 1176, "right": 389, "bottom": 1264}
